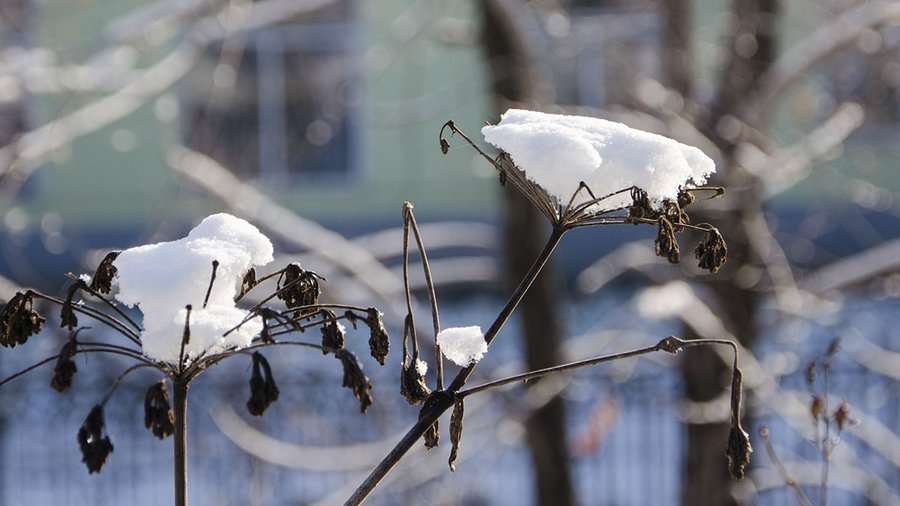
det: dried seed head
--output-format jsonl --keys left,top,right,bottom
{"left": 60, "top": 281, "right": 85, "bottom": 331}
{"left": 400, "top": 360, "right": 431, "bottom": 405}
{"left": 826, "top": 338, "right": 840, "bottom": 359}
{"left": 320, "top": 311, "right": 345, "bottom": 354}
{"left": 834, "top": 400, "right": 850, "bottom": 431}
{"left": 89, "top": 252, "right": 120, "bottom": 294}
{"left": 440, "top": 137, "right": 451, "bottom": 155}
{"left": 654, "top": 216, "right": 681, "bottom": 264}
{"left": 726, "top": 363, "right": 751, "bottom": 481}
{"left": 366, "top": 308, "right": 389, "bottom": 366}
{"left": 448, "top": 396, "right": 465, "bottom": 471}
{"left": 805, "top": 362, "right": 817, "bottom": 386}
{"left": 246, "top": 352, "right": 280, "bottom": 417}
{"left": 335, "top": 349, "right": 374, "bottom": 413}
{"left": 277, "top": 264, "right": 322, "bottom": 318}
{"left": 0, "top": 291, "right": 46, "bottom": 348}
{"left": 240, "top": 267, "right": 258, "bottom": 297}
{"left": 50, "top": 334, "right": 79, "bottom": 392}
{"left": 627, "top": 187, "right": 656, "bottom": 223}
{"left": 726, "top": 425, "right": 752, "bottom": 481}
{"left": 810, "top": 394, "right": 824, "bottom": 421}
{"left": 78, "top": 405, "right": 113, "bottom": 474}
{"left": 695, "top": 226, "right": 728, "bottom": 273}
{"left": 677, "top": 189, "right": 695, "bottom": 209}
{"left": 144, "top": 380, "right": 175, "bottom": 439}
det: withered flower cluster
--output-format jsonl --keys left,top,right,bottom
{"left": 50, "top": 332, "right": 79, "bottom": 392}
{"left": 89, "top": 252, "right": 120, "bottom": 294}
{"left": 627, "top": 187, "right": 728, "bottom": 273}
{"left": 246, "top": 352, "right": 280, "bottom": 416}
{"left": 144, "top": 380, "right": 175, "bottom": 439}
{"left": 78, "top": 405, "right": 114, "bottom": 474}
{"left": 1, "top": 249, "right": 391, "bottom": 483}
{"left": 277, "top": 263, "right": 323, "bottom": 318}
{"left": 335, "top": 349, "right": 374, "bottom": 413}
{"left": 0, "top": 291, "right": 46, "bottom": 348}
{"left": 320, "top": 309, "right": 345, "bottom": 353}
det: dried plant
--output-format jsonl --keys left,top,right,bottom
{"left": 344, "top": 121, "right": 742, "bottom": 505}
{"left": 760, "top": 339, "right": 858, "bottom": 506}
{"left": 0, "top": 235, "right": 390, "bottom": 506}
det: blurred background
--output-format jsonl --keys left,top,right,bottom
{"left": 1, "top": 0, "right": 899, "bottom": 504}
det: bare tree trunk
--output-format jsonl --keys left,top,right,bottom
{"left": 666, "top": 0, "right": 778, "bottom": 504}
{"left": 480, "top": 2, "right": 575, "bottom": 505}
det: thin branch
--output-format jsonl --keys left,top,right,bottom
{"left": 30, "top": 292, "right": 141, "bottom": 345}
{"left": 759, "top": 426, "right": 813, "bottom": 506}
{"left": 405, "top": 204, "right": 444, "bottom": 389}
{"left": 100, "top": 363, "right": 154, "bottom": 406}
{"left": 64, "top": 273, "right": 143, "bottom": 333}
{"left": 458, "top": 336, "right": 738, "bottom": 399}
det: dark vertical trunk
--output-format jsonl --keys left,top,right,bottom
{"left": 660, "top": 0, "right": 693, "bottom": 98}
{"left": 671, "top": 0, "right": 778, "bottom": 504}
{"left": 480, "top": 2, "right": 574, "bottom": 505}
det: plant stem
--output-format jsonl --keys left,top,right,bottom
{"left": 173, "top": 378, "right": 189, "bottom": 506}
{"left": 344, "top": 226, "right": 565, "bottom": 505}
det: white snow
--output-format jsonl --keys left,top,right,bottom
{"left": 436, "top": 326, "right": 487, "bottom": 366}
{"left": 482, "top": 109, "right": 716, "bottom": 211}
{"left": 415, "top": 358, "right": 428, "bottom": 377}
{"left": 113, "top": 213, "right": 274, "bottom": 363}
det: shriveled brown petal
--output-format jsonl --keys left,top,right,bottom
{"left": 448, "top": 396, "right": 465, "bottom": 471}
{"left": 335, "top": 349, "right": 374, "bottom": 414}
{"left": 366, "top": 308, "right": 389, "bottom": 366}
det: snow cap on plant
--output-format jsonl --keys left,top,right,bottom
{"left": 113, "top": 213, "right": 274, "bottom": 363}
{"left": 436, "top": 326, "right": 487, "bottom": 367}
{"left": 481, "top": 109, "right": 716, "bottom": 213}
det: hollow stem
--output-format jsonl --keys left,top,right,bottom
{"left": 172, "top": 378, "right": 189, "bottom": 506}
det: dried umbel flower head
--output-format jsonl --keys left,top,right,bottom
{"left": 246, "top": 352, "right": 280, "bottom": 417}
{"left": 144, "top": 380, "right": 175, "bottom": 439}
{"left": 695, "top": 226, "right": 728, "bottom": 273}
{"left": 50, "top": 333, "right": 79, "bottom": 392}
{"left": 366, "top": 307, "right": 390, "bottom": 366}
{"left": 654, "top": 216, "right": 681, "bottom": 264}
{"left": 0, "top": 291, "right": 46, "bottom": 348}
{"left": 277, "top": 264, "right": 322, "bottom": 318}
{"left": 320, "top": 310, "right": 345, "bottom": 354}
{"left": 335, "top": 349, "right": 374, "bottom": 413}
{"left": 78, "top": 405, "right": 114, "bottom": 474}
{"left": 89, "top": 251, "right": 120, "bottom": 294}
